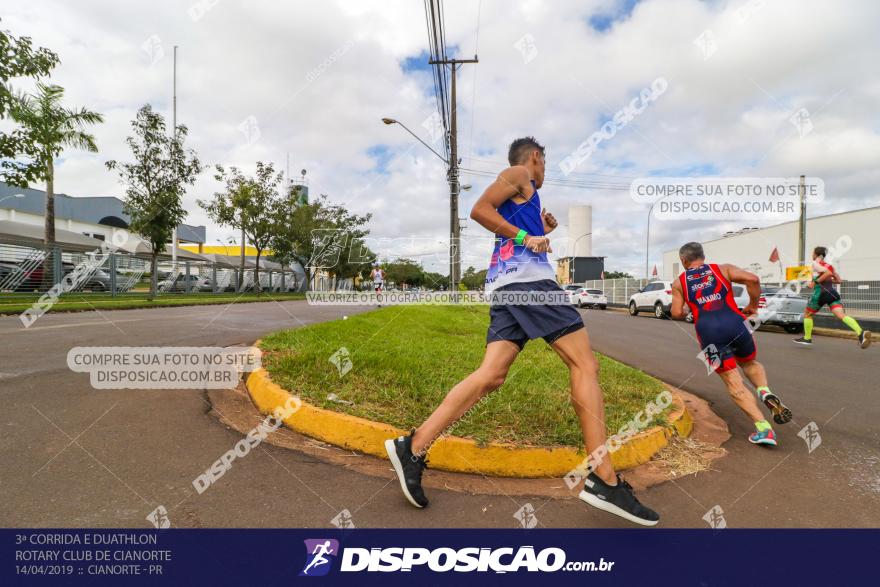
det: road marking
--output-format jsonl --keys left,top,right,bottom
{"left": 12, "top": 318, "right": 144, "bottom": 332}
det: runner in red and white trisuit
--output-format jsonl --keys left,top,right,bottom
{"left": 671, "top": 242, "right": 792, "bottom": 447}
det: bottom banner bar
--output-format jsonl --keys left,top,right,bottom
{"left": 2, "top": 529, "right": 874, "bottom": 585}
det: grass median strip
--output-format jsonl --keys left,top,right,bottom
{"left": 0, "top": 292, "right": 306, "bottom": 315}
{"left": 260, "top": 305, "right": 669, "bottom": 448}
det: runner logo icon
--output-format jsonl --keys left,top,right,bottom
{"left": 300, "top": 539, "right": 340, "bottom": 577}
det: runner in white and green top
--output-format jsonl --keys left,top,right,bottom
{"left": 794, "top": 246, "right": 872, "bottom": 349}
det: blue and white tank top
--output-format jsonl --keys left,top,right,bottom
{"left": 484, "top": 180, "right": 557, "bottom": 292}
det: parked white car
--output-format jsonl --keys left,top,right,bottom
{"left": 575, "top": 288, "right": 607, "bottom": 309}
{"left": 628, "top": 281, "right": 674, "bottom": 319}
{"left": 563, "top": 284, "right": 582, "bottom": 304}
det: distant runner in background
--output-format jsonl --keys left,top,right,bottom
{"left": 794, "top": 246, "right": 872, "bottom": 349}
{"left": 370, "top": 262, "right": 385, "bottom": 307}
{"left": 370, "top": 262, "right": 385, "bottom": 293}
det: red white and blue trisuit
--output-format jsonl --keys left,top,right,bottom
{"left": 679, "top": 263, "right": 756, "bottom": 373}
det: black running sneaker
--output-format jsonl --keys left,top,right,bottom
{"left": 758, "top": 390, "right": 793, "bottom": 425}
{"left": 385, "top": 431, "right": 429, "bottom": 508}
{"left": 859, "top": 330, "right": 872, "bottom": 350}
{"left": 793, "top": 337, "right": 812, "bottom": 346}
{"left": 579, "top": 472, "right": 659, "bottom": 526}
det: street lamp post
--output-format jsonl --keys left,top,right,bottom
{"left": 381, "top": 119, "right": 447, "bottom": 163}
{"left": 645, "top": 202, "right": 655, "bottom": 279}
{"left": 382, "top": 117, "right": 463, "bottom": 293}
{"left": 569, "top": 232, "right": 592, "bottom": 285}
{"left": 644, "top": 196, "right": 670, "bottom": 279}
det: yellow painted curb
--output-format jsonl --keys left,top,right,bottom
{"left": 246, "top": 368, "right": 692, "bottom": 478}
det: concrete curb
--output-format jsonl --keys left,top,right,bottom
{"left": 245, "top": 367, "right": 693, "bottom": 478}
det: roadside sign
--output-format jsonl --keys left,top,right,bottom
{"left": 786, "top": 265, "right": 811, "bottom": 280}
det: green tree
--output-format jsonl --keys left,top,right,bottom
{"left": 333, "top": 237, "right": 374, "bottom": 289}
{"left": 0, "top": 20, "right": 60, "bottom": 184}
{"left": 269, "top": 195, "right": 316, "bottom": 289}
{"left": 106, "top": 105, "right": 202, "bottom": 300}
{"left": 603, "top": 270, "right": 632, "bottom": 279}
{"left": 9, "top": 84, "right": 103, "bottom": 247}
{"left": 270, "top": 193, "right": 371, "bottom": 290}
{"left": 384, "top": 258, "right": 423, "bottom": 288}
{"left": 461, "top": 265, "right": 487, "bottom": 290}
{"left": 200, "top": 162, "right": 284, "bottom": 292}
{"left": 422, "top": 271, "right": 448, "bottom": 290}
{"left": 317, "top": 198, "right": 371, "bottom": 290}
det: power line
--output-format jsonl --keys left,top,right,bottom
{"left": 422, "top": 0, "right": 478, "bottom": 294}
{"left": 459, "top": 167, "right": 631, "bottom": 190}
{"left": 424, "top": 0, "right": 451, "bottom": 160}
{"left": 462, "top": 155, "right": 638, "bottom": 180}
{"left": 459, "top": 166, "right": 631, "bottom": 186}
{"left": 467, "top": 0, "right": 481, "bottom": 161}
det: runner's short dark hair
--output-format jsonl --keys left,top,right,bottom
{"left": 508, "top": 137, "right": 545, "bottom": 165}
{"left": 813, "top": 246, "right": 827, "bottom": 257}
{"left": 679, "top": 242, "right": 705, "bottom": 263}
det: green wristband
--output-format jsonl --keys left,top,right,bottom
{"left": 514, "top": 229, "right": 528, "bottom": 245}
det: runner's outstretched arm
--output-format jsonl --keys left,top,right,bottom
{"left": 724, "top": 264, "right": 760, "bottom": 315}
{"left": 470, "top": 166, "right": 551, "bottom": 253}
{"left": 670, "top": 279, "right": 687, "bottom": 320}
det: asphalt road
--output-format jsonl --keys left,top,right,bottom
{"left": 1, "top": 301, "right": 877, "bottom": 529}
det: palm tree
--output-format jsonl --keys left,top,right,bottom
{"left": 10, "top": 83, "right": 103, "bottom": 248}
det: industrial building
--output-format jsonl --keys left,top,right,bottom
{"left": 0, "top": 181, "right": 206, "bottom": 249}
{"left": 661, "top": 206, "right": 880, "bottom": 282}
{"left": 556, "top": 204, "right": 605, "bottom": 283}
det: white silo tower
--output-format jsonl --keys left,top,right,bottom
{"left": 568, "top": 205, "right": 593, "bottom": 257}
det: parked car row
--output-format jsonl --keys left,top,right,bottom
{"left": 156, "top": 273, "right": 299, "bottom": 293}
{"left": 0, "top": 260, "right": 299, "bottom": 294}
{"left": 0, "top": 260, "right": 121, "bottom": 293}
{"left": 563, "top": 279, "right": 807, "bottom": 334}
{"left": 626, "top": 280, "right": 806, "bottom": 333}
{"left": 157, "top": 274, "right": 215, "bottom": 293}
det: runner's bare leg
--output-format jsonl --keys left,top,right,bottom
{"left": 550, "top": 328, "right": 616, "bottom": 485}
{"left": 739, "top": 359, "right": 768, "bottom": 388}
{"left": 717, "top": 368, "right": 765, "bottom": 422}
{"left": 411, "top": 341, "right": 520, "bottom": 455}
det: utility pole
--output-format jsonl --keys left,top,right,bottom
{"left": 797, "top": 174, "right": 807, "bottom": 267}
{"left": 429, "top": 56, "right": 478, "bottom": 293}
{"left": 171, "top": 45, "right": 178, "bottom": 275}
{"left": 240, "top": 222, "right": 245, "bottom": 291}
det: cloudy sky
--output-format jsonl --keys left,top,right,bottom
{"left": 4, "top": 0, "right": 879, "bottom": 276}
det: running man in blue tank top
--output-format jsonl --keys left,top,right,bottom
{"left": 385, "top": 137, "right": 659, "bottom": 526}
{"left": 670, "top": 242, "right": 793, "bottom": 447}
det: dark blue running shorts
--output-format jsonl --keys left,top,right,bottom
{"left": 486, "top": 279, "right": 585, "bottom": 350}
{"left": 695, "top": 318, "right": 757, "bottom": 373}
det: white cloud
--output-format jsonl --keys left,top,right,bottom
{"left": 3, "top": 0, "right": 878, "bottom": 277}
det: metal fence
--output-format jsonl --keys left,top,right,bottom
{"left": 0, "top": 238, "right": 303, "bottom": 297}
{"left": 576, "top": 277, "right": 880, "bottom": 318}
{"left": 579, "top": 278, "right": 656, "bottom": 306}
{"left": 835, "top": 280, "right": 880, "bottom": 318}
